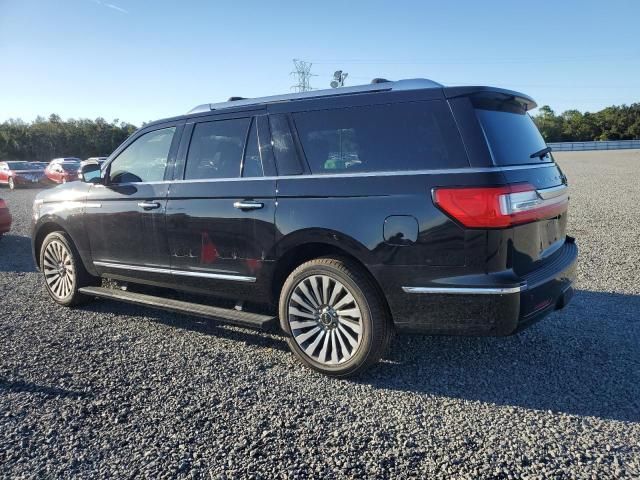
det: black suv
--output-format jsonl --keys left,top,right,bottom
{"left": 32, "top": 78, "right": 577, "bottom": 376}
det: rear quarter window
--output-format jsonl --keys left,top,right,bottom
{"left": 292, "top": 100, "right": 468, "bottom": 174}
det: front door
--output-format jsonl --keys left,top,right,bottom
{"left": 84, "top": 123, "right": 182, "bottom": 284}
{"left": 165, "top": 114, "right": 277, "bottom": 299}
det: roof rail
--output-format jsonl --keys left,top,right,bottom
{"left": 188, "top": 78, "right": 443, "bottom": 114}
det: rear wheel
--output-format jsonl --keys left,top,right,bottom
{"left": 40, "top": 231, "right": 98, "bottom": 306}
{"left": 8, "top": 177, "right": 15, "bottom": 190}
{"left": 279, "top": 256, "right": 391, "bottom": 377}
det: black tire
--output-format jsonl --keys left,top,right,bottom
{"left": 40, "top": 231, "right": 99, "bottom": 306}
{"left": 8, "top": 177, "right": 15, "bottom": 190}
{"left": 279, "top": 256, "right": 392, "bottom": 377}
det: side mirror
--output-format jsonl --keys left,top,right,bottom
{"left": 80, "top": 163, "right": 102, "bottom": 183}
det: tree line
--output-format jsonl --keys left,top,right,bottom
{"left": 1, "top": 103, "right": 639, "bottom": 162}
{"left": 532, "top": 104, "right": 640, "bottom": 142}
{"left": 0, "top": 114, "right": 137, "bottom": 162}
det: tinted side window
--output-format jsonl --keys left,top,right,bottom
{"left": 268, "top": 114, "right": 303, "bottom": 175}
{"left": 242, "top": 119, "right": 263, "bottom": 177}
{"left": 293, "top": 101, "right": 467, "bottom": 174}
{"left": 185, "top": 118, "right": 250, "bottom": 180}
{"left": 109, "top": 126, "right": 175, "bottom": 183}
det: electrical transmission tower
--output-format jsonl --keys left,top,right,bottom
{"left": 291, "top": 59, "right": 315, "bottom": 92}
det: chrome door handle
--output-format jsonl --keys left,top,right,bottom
{"left": 233, "top": 200, "right": 264, "bottom": 210}
{"left": 138, "top": 201, "right": 161, "bottom": 210}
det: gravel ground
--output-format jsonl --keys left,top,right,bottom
{"left": 1, "top": 150, "right": 639, "bottom": 479}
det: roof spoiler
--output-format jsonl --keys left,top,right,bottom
{"left": 444, "top": 86, "right": 537, "bottom": 111}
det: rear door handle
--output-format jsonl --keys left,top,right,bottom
{"left": 233, "top": 200, "right": 264, "bottom": 210}
{"left": 138, "top": 201, "right": 161, "bottom": 210}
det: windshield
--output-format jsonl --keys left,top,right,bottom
{"left": 7, "top": 161, "right": 33, "bottom": 170}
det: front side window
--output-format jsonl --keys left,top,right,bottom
{"left": 293, "top": 101, "right": 467, "bottom": 174}
{"left": 185, "top": 118, "right": 250, "bottom": 180}
{"left": 109, "top": 127, "right": 175, "bottom": 183}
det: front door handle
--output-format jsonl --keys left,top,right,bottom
{"left": 138, "top": 201, "right": 161, "bottom": 210}
{"left": 233, "top": 200, "right": 264, "bottom": 210}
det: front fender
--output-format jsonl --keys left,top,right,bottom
{"left": 31, "top": 183, "right": 95, "bottom": 274}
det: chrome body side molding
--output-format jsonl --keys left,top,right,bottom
{"left": 93, "top": 261, "right": 256, "bottom": 283}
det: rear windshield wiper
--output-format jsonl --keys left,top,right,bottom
{"left": 530, "top": 146, "right": 552, "bottom": 159}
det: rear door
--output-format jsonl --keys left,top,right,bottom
{"left": 165, "top": 112, "right": 277, "bottom": 298}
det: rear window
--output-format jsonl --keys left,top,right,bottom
{"left": 60, "top": 162, "right": 80, "bottom": 171}
{"left": 7, "top": 162, "right": 32, "bottom": 170}
{"left": 292, "top": 100, "right": 467, "bottom": 174}
{"left": 472, "top": 95, "right": 550, "bottom": 166}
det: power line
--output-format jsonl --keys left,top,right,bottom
{"left": 291, "top": 59, "right": 316, "bottom": 92}
{"left": 308, "top": 52, "right": 640, "bottom": 66}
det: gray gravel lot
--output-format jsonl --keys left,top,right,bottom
{"left": 1, "top": 150, "right": 639, "bottom": 478}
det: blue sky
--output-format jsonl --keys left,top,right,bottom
{"left": 1, "top": 0, "right": 638, "bottom": 126}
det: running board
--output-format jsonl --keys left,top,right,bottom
{"left": 78, "top": 286, "right": 277, "bottom": 330}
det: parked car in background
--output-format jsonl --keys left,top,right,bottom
{"left": 45, "top": 158, "right": 82, "bottom": 184}
{"left": 0, "top": 161, "right": 46, "bottom": 189}
{"left": 30, "top": 161, "right": 49, "bottom": 170}
{"left": 85, "top": 157, "right": 108, "bottom": 165}
{"left": 0, "top": 198, "right": 11, "bottom": 237}
{"left": 31, "top": 78, "right": 577, "bottom": 376}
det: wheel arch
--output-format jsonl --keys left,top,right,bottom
{"left": 33, "top": 221, "right": 70, "bottom": 269}
{"left": 270, "top": 237, "right": 390, "bottom": 321}
{"left": 33, "top": 218, "right": 95, "bottom": 276}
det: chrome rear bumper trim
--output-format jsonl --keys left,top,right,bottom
{"left": 402, "top": 285, "right": 525, "bottom": 295}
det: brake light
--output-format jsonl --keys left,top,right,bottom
{"left": 433, "top": 183, "right": 568, "bottom": 228}
{"left": 0, "top": 199, "right": 6, "bottom": 209}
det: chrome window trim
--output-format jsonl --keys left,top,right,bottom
{"left": 402, "top": 285, "right": 525, "bottom": 295}
{"left": 93, "top": 261, "right": 256, "bottom": 283}
{"left": 105, "top": 163, "right": 557, "bottom": 186}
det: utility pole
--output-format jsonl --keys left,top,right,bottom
{"left": 291, "top": 59, "right": 315, "bottom": 92}
{"left": 330, "top": 70, "right": 348, "bottom": 88}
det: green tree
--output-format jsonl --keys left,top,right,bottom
{"left": 0, "top": 116, "right": 137, "bottom": 161}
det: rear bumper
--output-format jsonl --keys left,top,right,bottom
{"left": 13, "top": 175, "right": 44, "bottom": 186}
{"left": 382, "top": 237, "right": 578, "bottom": 335}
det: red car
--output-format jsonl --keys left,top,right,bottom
{"left": 0, "top": 198, "right": 11, "bottom": 237}
{"left": 44, "top": 158, "right": 82, "bottom": 184}
{"left": 0, "top": 161, "right": 46, "bottom": 189}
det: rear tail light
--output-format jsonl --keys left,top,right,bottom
{"left": 0, "top": 199, "right": 6, "bottom": 209}
{"left": 432, "top": 183, "right": 568, "bottom": 228}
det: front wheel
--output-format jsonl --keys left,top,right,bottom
{"left": 8, "top": 177, "right": 15, "bottom": 190}
{"left": 279, "top": 257, "right": 392, "bottom": 377}
{"left": 40, "top": 231, "right": 98, "bottom": 306}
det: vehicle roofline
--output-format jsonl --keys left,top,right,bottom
{"left": 141, "top": 82, "right": 537, "bottom": 128}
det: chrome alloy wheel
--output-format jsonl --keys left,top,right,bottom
{"left": 287, "top": 274, "right": 363, "bottom": 365}
{"left": 43, "top": 240, "right": 75, "bottom": 299}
